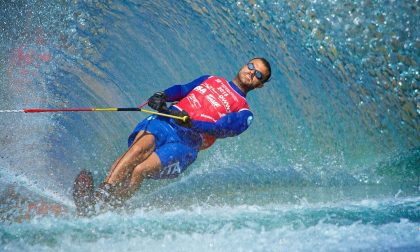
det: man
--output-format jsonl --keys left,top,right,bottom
{"left": 74, "top": 57, "right": 271, "bottom": 215}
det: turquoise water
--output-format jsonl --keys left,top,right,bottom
{"left": 1, "top": 197, "right": 419, "bottom": 251}
{"left": 0, "top": 0, "right": 419, "bottom": 251}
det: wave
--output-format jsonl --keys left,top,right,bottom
{"left": 0, "top": 0, "right": 418, "bottom": 212}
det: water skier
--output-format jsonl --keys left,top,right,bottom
{"left": 74, "top": 58, "right": 271, "bottom": 215}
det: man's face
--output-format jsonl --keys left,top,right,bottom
{"left": 237, "top": 59, "right": 270, "bottom": 88}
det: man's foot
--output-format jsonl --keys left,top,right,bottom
{"left": 95, "top": 182, "right": 126, "bottom": 210}
{"left": 73, "top": 170, "right": 95, "bottom": 216}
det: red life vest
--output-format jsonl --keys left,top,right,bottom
{"left": 174, "top": 76, "right": 250, "bottom": 150}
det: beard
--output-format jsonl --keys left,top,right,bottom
{"left": 239, "top": 71, "right": 253, "bottom": 86}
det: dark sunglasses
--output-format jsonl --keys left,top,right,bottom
{"left": 247, "top": 63, "right": 264, "bottom": 81}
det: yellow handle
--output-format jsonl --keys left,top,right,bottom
{"left": 140, "top": 109, "right": 188, "bottom": 122}
{"left": 88, "top": 107, "right": 188, "bottom": 122}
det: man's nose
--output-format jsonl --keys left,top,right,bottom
{"left": 249, "top": 70, "right": 256, "bottom": 78}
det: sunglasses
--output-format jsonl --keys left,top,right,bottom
{"left": 247, "top": 62, "right": 264, "bottom": 81}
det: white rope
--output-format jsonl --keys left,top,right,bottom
{"left": 0, "top": 110, "right": 24, "bottom": 113}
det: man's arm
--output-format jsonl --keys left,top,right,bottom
{"left": 163, "top": 75, "right": 210, "bottom": 101}
{"left": 191, "top": 110, "right": 253, "bottom": 138}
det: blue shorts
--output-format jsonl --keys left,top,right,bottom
{"left": 128, "top": 115, "right": 201, "bottom": 179}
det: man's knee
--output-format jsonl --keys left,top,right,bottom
{"left": 132, "top": 153, "right": 161, "bottom": 179}
{"left": 130, "top": 131, "right": 156, "bottom": 155}
{"left": 134, "top": 130, "right": 153, "bottom": 142}
{"left": 132, "top": 163, "right": 155, "bottom": 180}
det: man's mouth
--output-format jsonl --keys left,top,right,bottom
{"left": 244, "top": 73, "right": 252, "bottom": 82}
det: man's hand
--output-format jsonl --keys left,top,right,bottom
{"left": 171, "top": 110, "right": 192, "bottom": 128}
{"left": 148, "top": 91, "right": 168, "bottom": 112}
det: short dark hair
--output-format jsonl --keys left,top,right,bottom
{"left": 252, "top": 57, "right": 271, "bottom": 82}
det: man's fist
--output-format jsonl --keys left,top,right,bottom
{"left": 171, "top": 110, "right": 192, "bottom": 128}
{"left": 148, "top": 91, "right": 168, "bottom": 112}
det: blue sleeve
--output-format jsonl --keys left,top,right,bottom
{"left": 163, "top": 75, "right": 210, "bottom": 102}
{"left": 191, "top": 110, "right": 253, "bottom": 138}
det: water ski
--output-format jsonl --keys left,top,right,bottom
{"left": 72, "top": 170, "right": 96, "bottom": 216}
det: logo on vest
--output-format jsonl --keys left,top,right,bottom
{"left": 187, "top": 93, "right": 201, "bottom": 109}
{"left": 194, "top": 86, "right": 207, "bottom": 94}
{"left": 218, "top": 94, "right": 231, "bottom": 112}
{"left": 206, "top": 94, "right": 222, "bottom": 108}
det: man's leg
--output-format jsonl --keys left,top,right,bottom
{"left": 105, "top": 130, "right": 155, "bottom": 185}
{"left": 97, "top": 130, "right": 158, "bottom": 204}
{"left": 111, "top": 152, "right": 161, "bottom": 200}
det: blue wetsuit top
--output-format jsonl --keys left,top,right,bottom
{"left": 164, "top": 75, "right": 253, "bottom": 139}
